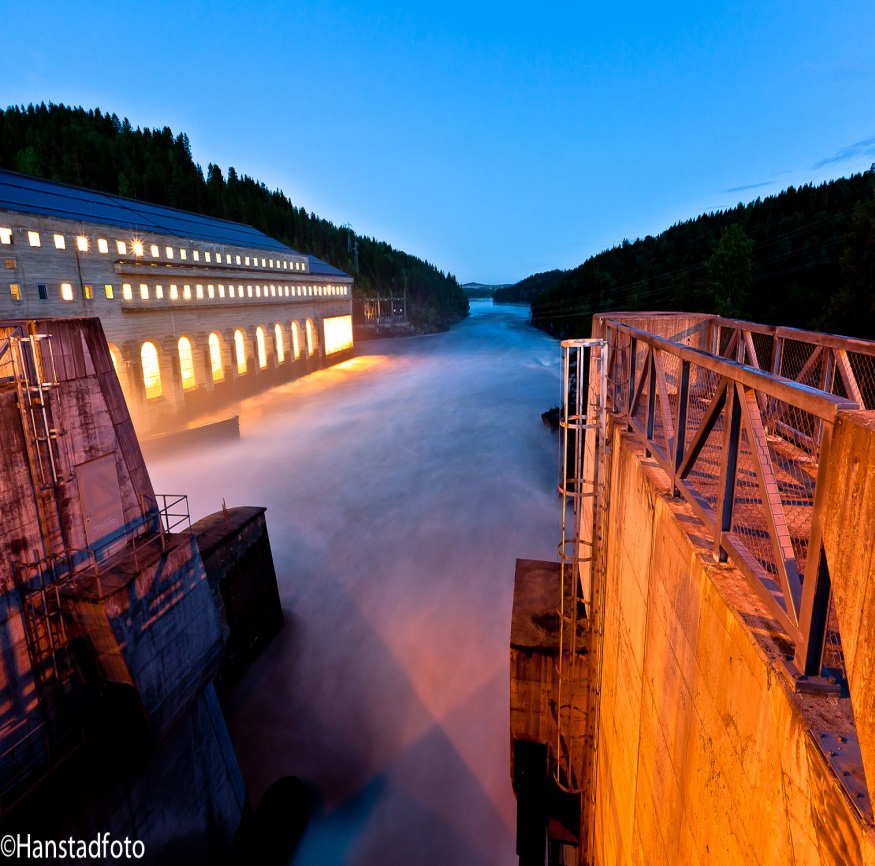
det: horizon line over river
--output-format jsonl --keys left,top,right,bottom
{"left": 146, "top": 300, "right": 562, "bottom": 865}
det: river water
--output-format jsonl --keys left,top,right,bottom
{"left": 147, "top": 300, "right": 561, "bottom": 865}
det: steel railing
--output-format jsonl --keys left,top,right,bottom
{"left": 598, "top": 314, "right": 860, "bottom": 678}
{"left": 15, "top": 493, "right": 193, "bottom": 602}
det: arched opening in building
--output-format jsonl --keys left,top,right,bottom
{"left": 141, "top": 341, "right": 162, "bottom": 399}
{"left": 305, "top": 319, "right": 315, "bottom": 356}
{"left": 234, "top": 329, "right": 247, "bottom": 375}
{"left": 256, "top": 326, "right": 268, "bottom": 369}
{"left": 107, "top": 343, "right": 134, "bottom": 409}
{"left": 208, "top": 333, "right": 224, "bottom": 383}
{"left": 178, "top": 336, "right": 196, "bottom": 390}
{"left": 108, "top": 344, "right": 122, "bottom": 375}
{"left": 274, "top": 323, "right": 285, "bottom": 363}
{"left": 291, "top": 321, "right": 300, "bottom": 359}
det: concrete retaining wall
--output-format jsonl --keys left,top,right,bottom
{"left": 593, "top": 424, "right": 875, "bottom": 865}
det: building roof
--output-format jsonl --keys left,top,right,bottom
{"left": 0, "top": 168, "right": 294, "bottom": 254}
{"left": 307, "top": 255, "right": 350, "bottom": 277}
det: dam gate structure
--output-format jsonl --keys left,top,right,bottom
{"left": 511, "top": 312, "right": 875, "bottom": 865}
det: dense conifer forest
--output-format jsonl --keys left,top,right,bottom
{"left": 496, "top": 170, "right": 875, "bottom": 340}
{"left": 0, "top": 103, "right": 468, "bottom": 331}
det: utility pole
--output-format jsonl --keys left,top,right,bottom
{"left": 354, "top": 237, "right": 359, "bottom": 276}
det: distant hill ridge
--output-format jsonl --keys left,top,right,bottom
{"left": 0, "top": 102, "right": 469, "bottom": 331}
{"left": 461, "top": 282, "right": 512, "bottom": 298}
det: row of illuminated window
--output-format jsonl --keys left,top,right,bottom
{"left": 0, "top": 226, "right": 307, "bottom": 271}
{"left": 131, "top": 320, "right": 326, "bottom": 400}
{"left": 6, "top": 280, "right": 349, "bottom": 302}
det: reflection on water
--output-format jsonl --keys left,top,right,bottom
{"left": 146, "top": 301, "right": 560, "bottom": 865}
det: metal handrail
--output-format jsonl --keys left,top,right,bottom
{"left": 600, "top": 315, "right": 861, "bottom": 677}
{"left": 15, "top": 493, "right": 192, "bottom": 601}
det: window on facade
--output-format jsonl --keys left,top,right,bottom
{"left": 196, "top": 284, "right": 204, "bottom": 299}
{"left": 104, "top": 284, "right": 114, "bottom": 299}
{"left": 291, "top": 322, "right": 300, "bottom": 359}
{"left": 256, "top": 285, "right": 261, "bottom": 297}
{"left": 28, "top": 231, "right": 40, "bottom": 247}
{"left": 205, "top": 251, "right": 211, "bottom": 263}
{"left": 37, "top": 284, "right": 48, "bottom": 300}
{"left": 10, "top": 283, "right": 21, "bottom": 301}
{"left": 218, "top": 284, "right": 225, "bottom": 298}
{"left": 193, "top": 250, "right": 200, "bottom": 262}
{"left": 256, "top": 327, "right": 267, "bottom": 369}
{"left": 132, "top": 242, "right": 144, "bottom": 256}
{"left": 178, "top": 336, "right": 196, "bottom": 390}
{"left": 324, "top": 315, "right": 353, "bottom": 355}
{"left": 151, "top": 244, "right": 159, "bottom": 257}
{"left": 54, "top": 234, "right": 66, "bottom": 250}
{"left": 180, "top": 249, "right": 187, "bottom": 260}
{"left": 166, "top": 246, "right": 174, "bottom": 259}
{"left": 98, "top": 238, "right": 108, "bottom": 253}
{"left": 245, "top": 256, "right": 250, "bottom": 266}
{"left": 234, "top": 329, "right": 247, "bottom": 374}
{"left": 170, "top": 284, "right": 178, "bottom": 300}
{"left": 141, "top": 342, "right": 162, "bottom": 399}
{"left": 5, "top": 258, "right": 15, "bottom": 269}
{"left": 77, "top": 236, "right": 89, "bottom": 252}
{"left": 208, "top": 333, "right": 224, "bottom": 382}
{"left": 122, "top": 283, "right": 133, "bottom": 300}
{"left": 269, "top": 259, "right": 274, "bottom": 269}
{"left": 117, "top": 240, "right": 127, "bottom": 255}
{"left": 0, "top": 228, "right": 11, "bottom": 244}
{"left": 84, "top": 284, "right": 93, "bottom": 300}
{"left": 208, "top": 284, "right": 215, "bottom": 298}
{"left": 236, "top": 255, "right": 241, "bottom": 265}
{"left": 247, "top": 285, "right": 253, "bottom": 297}
{"left": 156, "top": 285, "right": 164, "bottom": 299}
{"left": 183, "top": 284, "right": 191, "bottom": 300}
{"left": 140, "top": 283, "right": 149, "bottom": 300}
{"left": 260, "top": 258, "right": 265, "bottom": 268}
{"left": 306, "top": 320, "right": 315, "bottom": 355}
{"left": 216, "top": 253, "right": 222, "bottom": 263}
{"left": 274, "top": 324, "right": 285, "bottom": 363}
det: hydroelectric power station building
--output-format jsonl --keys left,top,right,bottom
{"left": 0, "top": 169, "right": 354, "bottom": 433}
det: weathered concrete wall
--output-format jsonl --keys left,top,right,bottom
{"left": 11, "top": 683, "right": 246, "bottom": 866}
{"left": 821, "top": 410, "right": 875, "bottom": 813}
{"left": 192, "top": 506, "right": 283, "bottom": 688}
{"left": 593, "top": 425, "right": 875, "bottom": 866}
{"left": 0, "top": 317, "right": 249, "bottom": 860}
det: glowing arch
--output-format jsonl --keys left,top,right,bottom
{"left": 178, "top": 336, "right": 196, "bottom": 390}
{"left": 141, "top": 341, "right": 162, "bottom": 399}
{"left": 256, "top": 326, "right": 267, "bottom": 369}
{"left": 208, "top": 333, "right": 224, "bottom": 382}
{"left": 234, "top": 329, "right": 247, "bottom": 375}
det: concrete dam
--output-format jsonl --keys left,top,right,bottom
{"left": 1, "top": 302, "right": 874, "bottom": 866}
{"left": 511, "top": 312, "right": 875, "bottom": 865}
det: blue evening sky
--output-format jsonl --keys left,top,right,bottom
{"left": 2, "top": 1, "right": 875, "bottom": 284}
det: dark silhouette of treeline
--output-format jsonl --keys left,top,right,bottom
{"left": 0, "top": 103, "right": 468, "bottom": 331}
{"left": 496, "top": 170, "right": 875, "bottom": 340}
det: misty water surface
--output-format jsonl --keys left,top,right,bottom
{"left": 147, "top": 301, "right": 561, "bottom": 865}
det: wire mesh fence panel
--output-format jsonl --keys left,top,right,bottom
{"left": 596, "top": 313, "right": 870, "bottom": 678}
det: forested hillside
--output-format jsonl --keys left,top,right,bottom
{"left": 518, "top": 171, "right": 875, "bottom": 340}
{"left": 0, "top": 103, "right": 468, "bottom": 331}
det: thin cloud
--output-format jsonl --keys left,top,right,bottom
{"left": 721, "top": 181, "right": 773, "bottom": 194}
{"left": 813, "top": 136, "right": 875, "bottom": 169}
